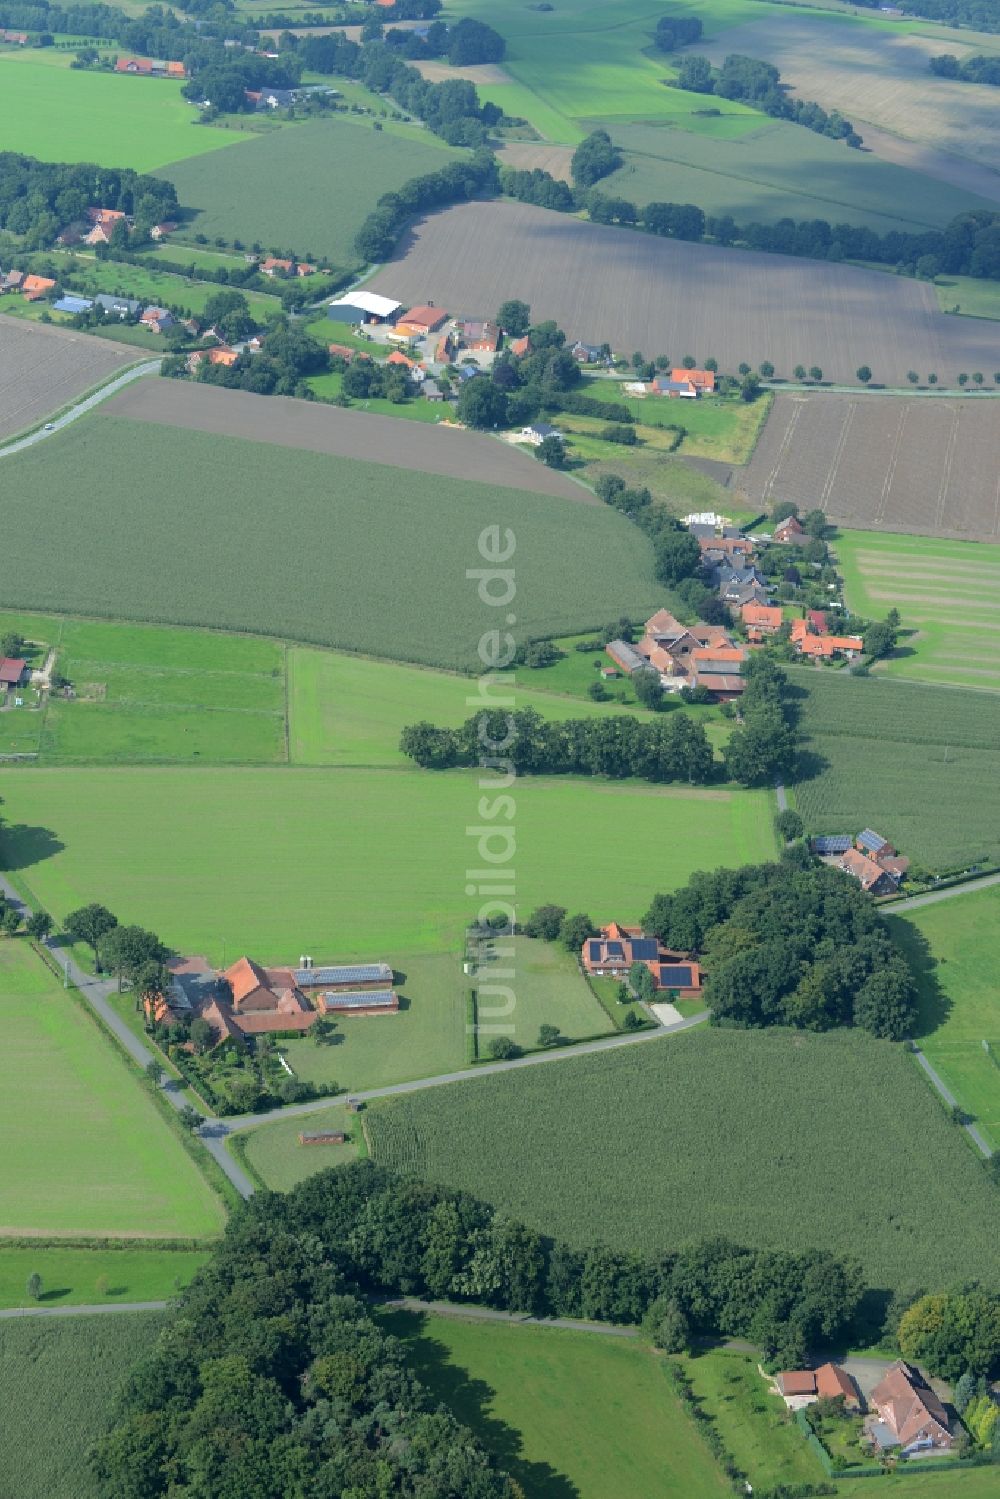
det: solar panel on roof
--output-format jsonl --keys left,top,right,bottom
{"left": 295, "top": 963, "right": 392, "bottom": 986}
{"left": 588, "top": 941, "right": 603, "bottom": 961}
{"left": 658, "top": 965, "right": 693, "bottom": 987}
{"left": 813, "top": 835, "right": 851, "bottom": 855}
{"left": 630, "top": 938, "right": 658, "bottom": 960}
{"left": 321, "top": 989, "right": 396, "bottom": 1010}
{"left": 606, "top": 941, "right": 624, "bottom": 958}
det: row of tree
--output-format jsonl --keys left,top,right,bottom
{"left": 400, "top": 705, "right": 717, "bottom": 784}
{"left": 495, "top": 156, "right": 1000, "bottom": 280}
{"left": 354, "top": 149, "right": 498, "bottom": 261}
{"left": 0, "top": 152, "right": 177, "bottom": 251}
{"left": 644, "top": 853, "right": 918, "bottom": 1038}
{"left": 675, "top": 52, "right": 862, "bottom": 147}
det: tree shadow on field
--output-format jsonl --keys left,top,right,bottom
{"left": 379, "top": 1309, "right": 580, "bottom": 1499}
{"left": 1, "top": 822, "right": 64, "bottom": 871}
{"left": 882, "top": 919, "right": 951, "bottom": 1039}
{"left": 790, "top": 745, "right": 829, "bottom": 786}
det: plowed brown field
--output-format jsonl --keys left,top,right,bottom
{"left": 367, "top": 201, "right": 1000, "bottom": 386}
{"left": 738, "top": 393, "right": 1000, "bottom": 541}
{"left": 0, "top": 318, "right": 136, "bottom": 440}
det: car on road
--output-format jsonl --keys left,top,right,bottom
{"left": 43, "top": 422, "right": 54, "bottom": 430}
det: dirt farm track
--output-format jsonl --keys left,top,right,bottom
{"left": 368, "top": 202, "right": 1000, "bottom": 388}
{"left": 737, "top": 393, "right": 1000, "bottom": 541}
{"left": 0, "top": 317, "right": 137, "bottom": 440}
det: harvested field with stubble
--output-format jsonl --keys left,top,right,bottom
{"left": 105, "top": 377, "right": 591, "bottom": 501}
{"left": 497, "top": 142, "right": 575, "bottom": 182}
{"left": 0, "top": 317, "right": 137, "bottom": 440}
{"left": 368, "top": 201, "right": 1000, "bottom": 386}
{"left": 737, "top": 394, "right": 1000, "bottom": 541}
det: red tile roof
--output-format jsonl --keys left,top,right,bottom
{"left": 397, "top": 304, "right": 447, "bottom": 333}
{"left": 670, "top": 367, "right": 715, "bottom": 391}
{"left": 0, "top": 658, "right": 26, "bottom": 684}
{"left": 224, "top": 955, "right": 271, "bottom": 1007}
{"left": 815, "top": 1363, "right": 858, "bottom": 1405}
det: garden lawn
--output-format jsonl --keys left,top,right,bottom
{"left": 47, "top": 250, "right": 283, "bottom": 322}
{"left": 276, "top": 951, "right": 469, "bottom": 1091}
{"left": 1, "top": 767, "right": 777, "bottom": 963}
{"left": 836, "top": 530, "right": 1000, "bottom": 692}
{"left": 159, "top": 114, "right": 461, "bottom": 270}
{"left": 790, "top": 667, "right": 1000, "bottom": 870}
{"left": 0, "top": 1245, "right": 208, "bottom": 1308}
{"left": 366, "top": 1027, "right": 1000, "bottom": 1293}
{"left": 381, "top": 1310, "right": 732, "bottom": 1499}
{"left": 0, "top": 941, "right": 225, "bottom": 1238}
{"left": 0, "top": 413, "right": 665, "bottom": 671}
{"left": 0, "top": 53, "right": 238, "bottom": 170}
{"left": 238, "top": 1103, "right": 364, "bottom": 1191}
{"left": 0, "top": 1312, "right": 164, "bottom": 1499}
{"left": 887, "top": 886, "right": 1000, "bottom": 1151}
{"left": 307, "top": 369, "right": 447, "bottom": 422}
{"left": 473, "top": 935, "right": 610, "bottom": 1052}
{"left": 680, "top": 1350, "right": 821, "bottom": 1493}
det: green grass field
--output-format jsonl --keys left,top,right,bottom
{"left": 934, "top": 276, "right": 1000, "bottom": 321}
{"left": 0, "top": 51, "right": 238, "bottom": 170}
{"left": 280, "top": 950, "right": 469, "bottom": 1090}
{"left": 160, "top": 114, "right": 460, "bottom": 269}
{"left": 366, "top": 1027, "right": 1000, "bottom": 1293}
{"left": 0, "top": 611, "right": 286, "bottom": 764}
{"left": 586, "top": 380, "right": 772, "bottom": 463}
{"left": 0, "top": 1245, "right": 208, "bottom": 1308}
{"left": 474, "top": 935, "right": 610, "bottom": 1050}
{"left": 599, "top": 119, "right": 994, "bottom": 234}
{"left": 0, "top": 413, "right": 665, "bottom": 671}
{"left": 239, "top": 1101, "right": 364, "bottom": 1189}
{"left": 888, "top": 887, "right": 1000, "bottom": 1151}
{"left": 0, "top": 1312, "right": 164, "bottom": 1499}
{"left": 285, "top": 645, "right": 721, "bottom": 765}
{"left": 0, "top": 941, "right": 226, "bottom": 1238}
{"left": 790, "top": 667, "right": 1000, "bottom": 870}
{"left": 836, "top": 530, "right": 1000, "bottom": 692}
{"left": 381, "top": 1310, "right": 732, "bottom": 1499}
{"left": 1, "top": 768, "right": 776, "bottom": 962}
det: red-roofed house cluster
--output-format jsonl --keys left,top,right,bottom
{"left": 150, "top": 954, "right": 399, "bottom": 1048}
{"left": 606, "top": 607, "right": 748, "bottom": 701}
{"left": 811, "top": 829, "right": 909, "bottom": 894}
{"left": 580, "top": 923, "right": 703, "bottom": 997}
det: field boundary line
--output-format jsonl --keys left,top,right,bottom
{"left": 934, "top": 405, "right": 961, "bottom": 532}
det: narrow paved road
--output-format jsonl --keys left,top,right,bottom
{"left": 775, "top": 779, "right": 787, "bottom": 813}
{"left": 225, "top": 1009, "right": 710, "bottom": 1133}
{"left": 0, "top": 1300, "right": 167, "bottom": 1320}
{"left": 0, "top": 874, "right": 255, "bottom": 1199}
{"left": 889, "top": 870, "right": 1000, "bottom": 912}
{"left": 0, "top": 358, "right": 160, "bottom": 457}
{"left": 910, "top": 1045, "right": 993, "bottom": 1157}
